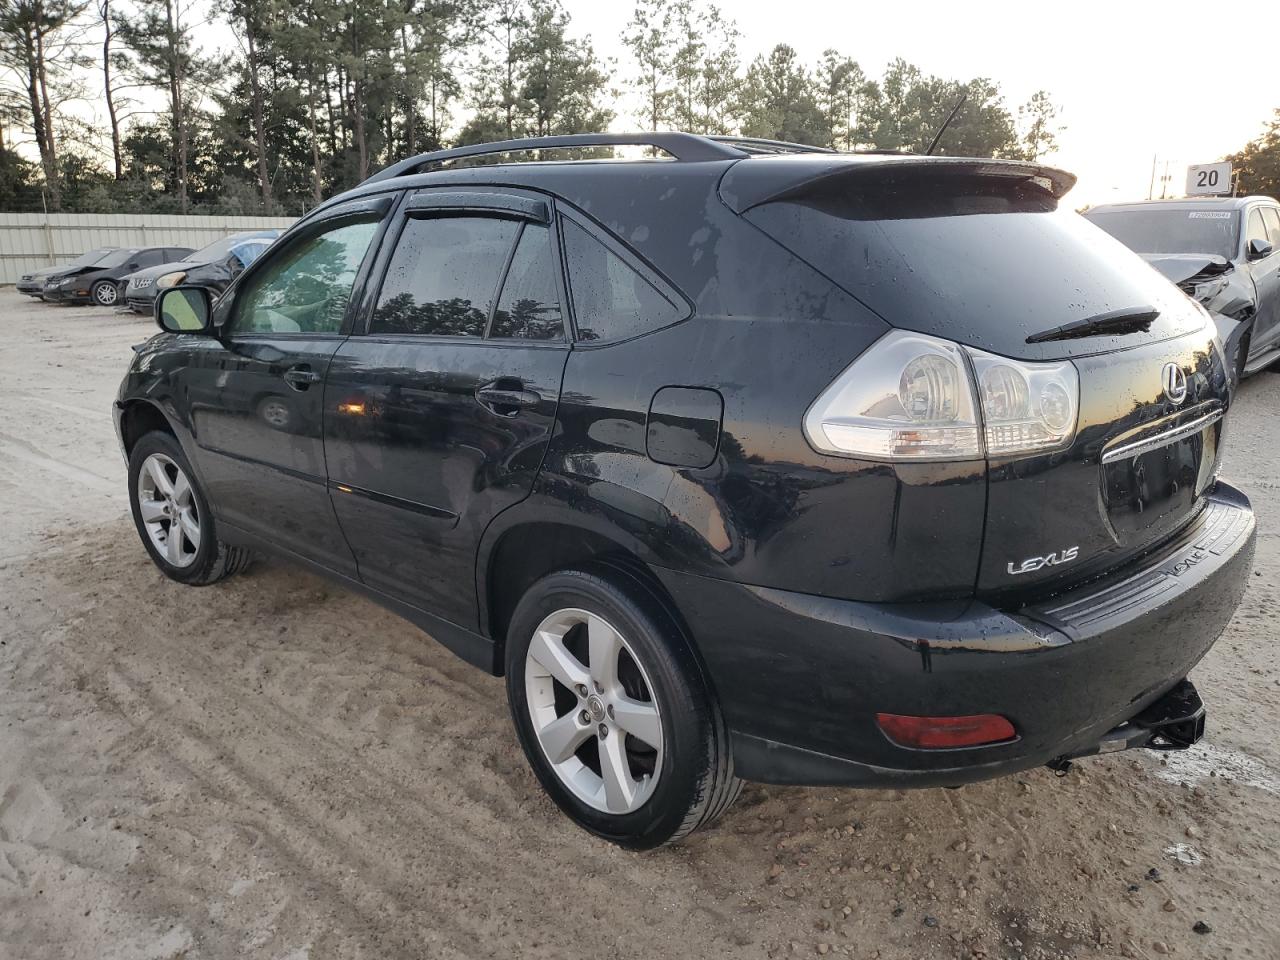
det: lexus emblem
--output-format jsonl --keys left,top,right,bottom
{"left": 1162, "top": 362, "right": 1188, "bottom": 405}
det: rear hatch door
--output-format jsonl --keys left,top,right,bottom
{"left": 734, "top": 158, "right": 1230, "bottom": 597}
{"left": 981, "top": 326, "right": 1225, "bottom": 595}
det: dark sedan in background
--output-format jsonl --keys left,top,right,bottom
{"left": 1086, "top": 196, "right": 1280, "bottom": 379}
{"left": 122, "top": 231, "right": 280, "bottom": 314}
{"left": 16, "top": 247, "right": 119, "bottom": 298}
{"left": 43, "top": 245, "right": 193, "bottom": 306}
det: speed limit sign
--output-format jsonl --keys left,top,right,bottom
{"left": 1186, "top": 162, "right": 1232, "bottom": 196}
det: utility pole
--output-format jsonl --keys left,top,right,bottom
{"left": 1148, "top": 154, "right": 1157, "bottom": 200}
{"left": 1159, "top": 160, "right": 1171, "bottom": 200}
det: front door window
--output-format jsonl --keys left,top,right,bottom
{"left": 232, "top": 220, "right": 379, "bottom": 335}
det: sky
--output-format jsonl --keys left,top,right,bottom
{"left": 15, "top": 0, "right": 1280, "bottom": 209}
{"left": 561, "top": 0, "right": 1280, "bottom": 208}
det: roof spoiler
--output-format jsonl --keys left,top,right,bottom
{"left": 720, "top": 155, "right": 1077, "bottom": 213}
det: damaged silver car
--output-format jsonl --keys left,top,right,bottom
{"left": 1086, "top": 196, "right": 1280, "bottom": 380}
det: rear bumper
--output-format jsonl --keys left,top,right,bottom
{"left": 656, "top": 481, "right": 1255, "bottom": 787}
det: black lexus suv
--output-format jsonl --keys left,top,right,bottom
{"left": 114, "top": 133, "right": 1256, "bottom": 849}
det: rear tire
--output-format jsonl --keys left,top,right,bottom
{"left": 505, "top": 564, "right": 741, "bottom": 849}
{"left": 127, "top": 430, "right": 252, "bottom": 585}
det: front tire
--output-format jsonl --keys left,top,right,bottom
{"left": 505, "top": 565, "right": 741, "bottom": 849}
{"left": 92, "top": 280, "right": 118, "bottom": 306}
{"left": 127, "top": 430, "right": 252, "bottom": 585}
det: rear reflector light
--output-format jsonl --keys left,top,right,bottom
{"left": 876, "top": 712, "right": 1016, "bottom": 749}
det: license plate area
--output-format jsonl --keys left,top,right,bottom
{"left": 1101, "top": 410, "right": 1221, "bottom": 542}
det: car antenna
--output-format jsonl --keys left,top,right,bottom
{"left": 925, "top": 94, "right": 968, "bottom": 156}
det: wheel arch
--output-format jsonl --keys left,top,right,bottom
{"left": 118, "top": 398, "right": 179, "bottom": 457}
{"left": 477, "top": 508, "right": 696, "bottom": 674}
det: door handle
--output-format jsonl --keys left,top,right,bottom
{"left": 476, "top": 380, "right": 541, "bottom": 416}
{"left": 283, "top": 365, "right": 321, "bottom": 391}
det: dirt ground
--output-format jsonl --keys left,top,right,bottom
{"left": 1, "top": 288, "right": 1277, "bottom": 960}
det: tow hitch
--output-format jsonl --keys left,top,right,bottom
{"left": 1050, "top": 679, "right": 1206, "bottom": 772}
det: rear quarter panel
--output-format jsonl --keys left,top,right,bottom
{"left": 520, "top": 171, "right": 987, "bottom": 602}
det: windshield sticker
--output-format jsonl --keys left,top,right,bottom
{"left": 1188, "top": 212, "right": 1232, "bottom": 219}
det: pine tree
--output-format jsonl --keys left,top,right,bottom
{"left": 621, "top": 0, "right": 672, "bottom": 131}
{"left": 814, "top": 50, "right": 870, "bottom": 151}
{"left": 97, "top": 0, "right": 124, "bottom": 178}
{"left": 224, "top": 0, "right": 272, "bottom": 204}
{"left": 0, "top": 0, "right": 87, "bottom": 208}
{"left": 116, "top": 0, "right": 222, "bottom": 211}
{"left": 462, "top": 0, "right": 610, "bottom": 144}
{"left": 690, "top": 3, "right": 738, "bottom": 135}
{"left": 516, "top": 0, "right": 609, "bottom": 137}
{"left": 738, "top": 44, "right": 825, "bottom": 146}
{"left": 1227, "top": 109, "right": 1280, "bottom": 197}
{"left": 1018, "top": 90, "right": 1062, "bottom": 161}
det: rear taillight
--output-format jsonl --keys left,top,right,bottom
{"left": 968, "top": 348, "right": 1078, "bottom": 456}
{"left": 804, "top": 330, "right": 1079, "bottom": 461}
{"left": 876, "top": 712, "right": 1016, "bottom": 749}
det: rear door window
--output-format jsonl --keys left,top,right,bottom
{"left": 561, "top": 218, "right": 684, "bottom": 342}
{"left": 371, "top": 216, "right": 519, "bottom": 337}
{"left": 490, "top": 223, "right": 564, "bottom": 340}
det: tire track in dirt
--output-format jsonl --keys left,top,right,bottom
{"left": 11, "top": 529, "right": 763, "bottom": 959}
{"left": 91, "top": 661, "right": 493, "bottom": 958}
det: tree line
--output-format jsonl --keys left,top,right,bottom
{"left": 0, "top": 0, "right": 1066, "bottom": 216}
{"left": 1227, "top": 110, "right": 1280, "bottom": 198}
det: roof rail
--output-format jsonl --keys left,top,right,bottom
{"left": 706, "top": 135, "right": 836, "bottom": 156}
{"left": 362, "top": 132, "right": 751, "bottom": 184}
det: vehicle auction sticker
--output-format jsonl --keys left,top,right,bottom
{"left": 1188, "top": 211, "right": 1232, "bottom": 219}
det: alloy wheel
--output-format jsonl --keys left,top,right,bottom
{"left": 524, "top": 607, "right": 664, "bottom": 814}
{"left": 95, "top": 283, "right": 118, "bottom": 305}
{"left": 136, "top": 453, "right": 200, "bottom": 567}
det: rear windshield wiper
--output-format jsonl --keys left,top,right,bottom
{"left": 1026, "top": 306, "right": 1160, "bottom": 344}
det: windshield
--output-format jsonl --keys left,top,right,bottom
{"left": 187, "top": 232, "right": 276, "bottom": 262}
{"left": 187, "top": 237, "right": 238, "bottom": 262}
{"left": 68, "top": 247, "right": 116, "bottom": 268}
{"left": 1086, "top": 208, "right": 1240, "bottom": 260}
{"left": 91, "top": 248, "right": 140, "bottom": 269}
{"left": 229, "top": 239, "right": 272, "bottom": 267}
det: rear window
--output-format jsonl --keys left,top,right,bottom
{"left": 1086, "top": 207, "right": 1240, "bottom": 260}
{"left": 745, "top": 177, "right": 1205, "bottom": 359}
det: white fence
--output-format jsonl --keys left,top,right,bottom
{"left": 0, "top": 212, "right": 297, "bottom": 284}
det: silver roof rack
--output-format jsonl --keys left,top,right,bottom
{"left": 361, "top": 132, "right": 832, "bottom": 184}
{"left": 705, "top": 135, "right": 835, "bottom": 156}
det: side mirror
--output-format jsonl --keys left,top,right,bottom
{"left": 1248, "top": 238, "right": 1274, "bottom": 261}
{"left": 156, "top": 286, "right": 213, "bottom": 334}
